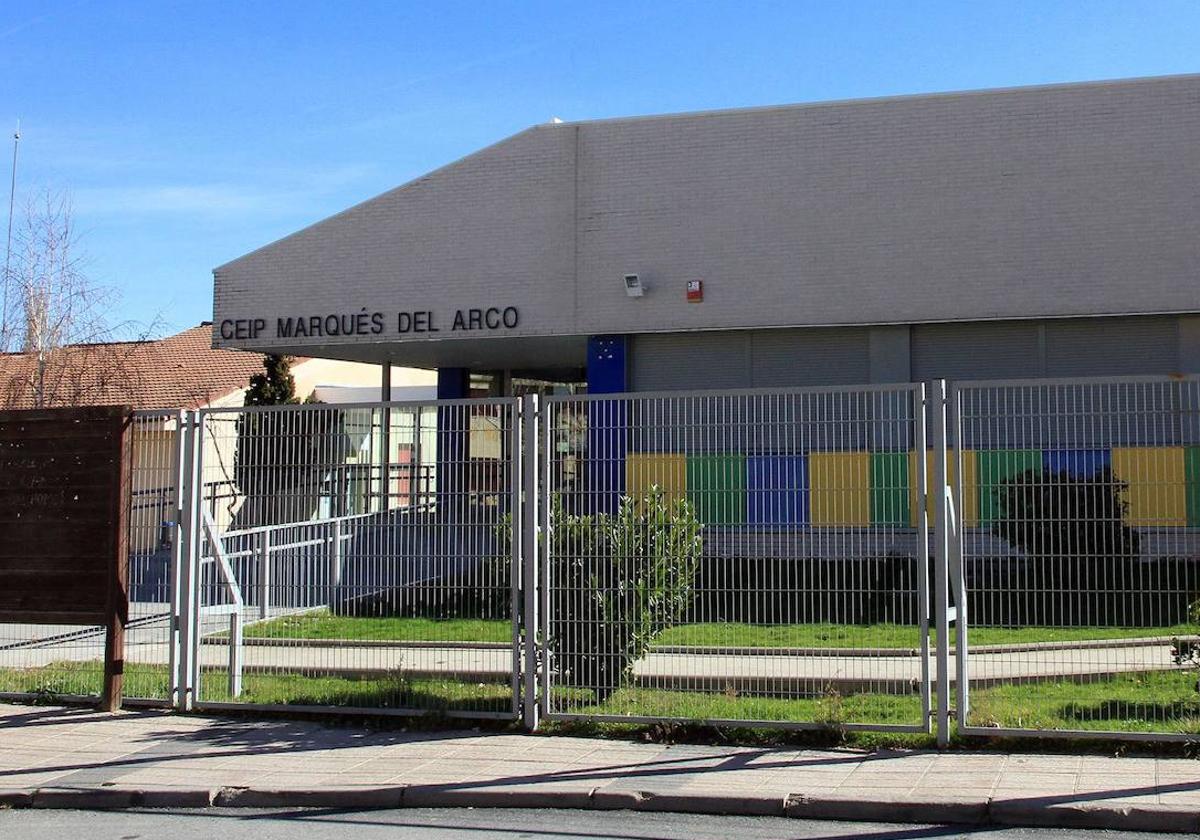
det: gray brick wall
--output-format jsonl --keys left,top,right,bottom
{"left": 214, "top": 74, "right": 1200, "bottom": 357}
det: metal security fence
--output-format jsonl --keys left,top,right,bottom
{"left": 10, "top": 376, "right": 1200, "bottom": 743}
{"left": 182, "top": 399, "right": 522, "bottom": 719}
{"left": 536, "top": 385, "right": 932, "bottom": 732}
{"left": 950, "top": 376, "right": 1200, "bottom": 741}
{"left": 0, "top": 409, "right": 184, "bottom": 706}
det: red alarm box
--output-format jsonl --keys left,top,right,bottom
{"left": 686, "top": 279, "right": 703, "bottom": 302}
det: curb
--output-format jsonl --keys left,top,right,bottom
{"left": 405, "top": 786, "right": 594, "bottom": 810}
{"left": 0, "top": 790, "right": 33, "bottom": 808}
{"left": 990, "top": 799, "right": 1200, "bottom": 834}
{"left": 593, "top": 789, "right": 783, "bottom": 816}
{"left": 7, "top": 785, "right": 1200, "bottom": 833}
{"left": 28, "top": 788, "right": 215, "bottom": 810}
{"left": 784, "top": 793, "right": 989, "bottom": 825}
{"left": 215, "top": 786, "right": 403, "bottom": 809}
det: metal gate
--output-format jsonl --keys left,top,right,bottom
{"left": 534, "top": 384, "right": 933, "bottom": 733}
{"left": 170, "top": 398, "right": 524, "bottom": 720}
{"left": 949, "top": 375, "right": 1200, "bottom": 742}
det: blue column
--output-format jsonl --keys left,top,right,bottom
{"left": 586, "top": 336, "right": 628, "bottom": 514}
{"left": 436, "top": 367, "right": 470, "bottom": 518}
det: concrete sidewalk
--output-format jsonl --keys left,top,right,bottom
{"left": 2, "top": 703, "right": 1199, "bottom": 833}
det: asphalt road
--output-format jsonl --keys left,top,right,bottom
{"left": 0, "top": 808, "right": 1171, "bottom": 840}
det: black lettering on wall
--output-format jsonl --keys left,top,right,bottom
{"left": 235, "top": 306, "right": 521, "bottom": 340}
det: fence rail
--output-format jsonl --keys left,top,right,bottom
{"left": 4, "top": 377, "right": 1199, "bottom": 744}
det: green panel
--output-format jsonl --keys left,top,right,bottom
{"left": 976, "top": 449, "right": 1043, "bottom": 526}
{"left": 870, "top": 452, "right": 909, "bottom": 525}
{"left": 686, "top": 455, "right": 746, "bottom": 525}
{"left": 1187, "top": 447, "right": 1200, "bottom": 528}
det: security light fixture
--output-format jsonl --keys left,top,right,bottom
{"left": 623, "top": 273, "right": 645, "bottom": 298}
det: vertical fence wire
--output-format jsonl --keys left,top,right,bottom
{"left": 954, "top": 376, "right": 1200, "bottom": 737}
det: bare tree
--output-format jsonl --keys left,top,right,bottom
{"left": 0, "top": 188, "right": 153, "bottom": 408}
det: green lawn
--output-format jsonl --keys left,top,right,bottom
{"left": 242, "top": 612, "right": 512, "bottom": 644}
{"left": 199, "top": 670, "right": 513, "bottom": 711}
{"left": 0, "top": 660, "right": 511, "bottom": 712}
{"left": 239, "top": 611, "right": 1195, "bottom": 651}
{"left": 0, "top": 661, "right": 170, "bottom": 701}
{"left": 561, "top": 685, "right": 924, "bottom": 726}
{"left": 967, "top": 670, "right": 1200, "bottom": 734}
{"left": 5, "top": 660, "right": 1200, "bottom": 735}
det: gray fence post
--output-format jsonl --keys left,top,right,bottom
{"left": 931, "top": 380, "right": 952, "bottom": 747}
{"left": 228, "top": 611, "right": 243, "bottom": 698}
{"left": 165, "top": 410, "right": 185, "bottom": 711}
{"left": 521, "top": 393, "right": 540, "bottom": 731}
{"left": 914, "top": 385, "right": 932, "bottom": 733}
{"left": 329, "top": 519, "right": 343, "bottom": 594}
{"left": 950, "top": 384, "right": 970, "bottom": 725}
{"left": 409, "top": 408, "right": 421, "bottom": 509}
{"left": 174, "top": 410, "right": 201, "bottom": 712}
{"left": 538, "top": 396, "right": 552, "bottom": 721}
{"left": 257, "top": 530, "right": 271, "bottom": 620}
{"left": 508, "top": 399, "right": 523, "bottom": 722}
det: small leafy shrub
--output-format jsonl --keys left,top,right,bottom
{"left": 548, "top": 487, "right": 704, "bottom": 702}
{"left": 404, "top": 487, "right": 703, "bottom": 700}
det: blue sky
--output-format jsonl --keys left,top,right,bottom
{"left": 2, "top": 1, "right": 1198, "bottom": 336}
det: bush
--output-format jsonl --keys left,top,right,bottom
{"left": 988, "top": 466, "right": 1146, "bottom": 624}
{"left": 482, "top": 488, "right": 702, "bottom": 699}
{"left": 992, "top": 466, "right": 1140, "bottom": 570}
{"left": 547, "top": 487, "right": 703, "bottom": 701}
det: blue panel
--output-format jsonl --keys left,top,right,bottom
{"left": 1043, "top": 448, "right": 1111, "bottom": 478}
{"left": 587, "top": 336, "right": 627, "bottom": 514}
{"left": 437, "top": 367, "right": 470, "bottom": 399}
{"left": 436, "top": 367, "right": 471, "bottom": 516}
{"left": 746, "top": 455, "right": 809, "bottom": 526}
{"left": 587, "top": 335, "right": 627, "bottom": 394}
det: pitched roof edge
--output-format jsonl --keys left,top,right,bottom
{"left": 213, "top": 125, "right": 543, "bottom": 275}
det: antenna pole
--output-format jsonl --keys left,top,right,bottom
{"left": 1, "top": 121, "right": 18, "bottom": 350}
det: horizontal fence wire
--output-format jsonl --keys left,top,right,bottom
{"left": 953, "top": 377, "right": 1200, "bottom": 738}
{"left": 540, "top": 385, "right": 931, "bottom": 730}
{"left": 192, "top": 400, "right": 519, "bottom": 718}
{"left": 0, "top": 410, "right": 180, "bottom": 704}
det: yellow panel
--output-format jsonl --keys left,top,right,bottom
{"left": 625, "top": 453, "right": 687, "bottom": 507}
{"left": 1111, "top": 447, "right": 1186, "bottom": 526}
{"left": 908, "top": 450, "right": 978, "bottom": 527}
{"left": 809, "top": 452, "right": 870, "bottom": 526}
